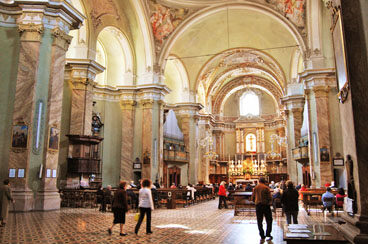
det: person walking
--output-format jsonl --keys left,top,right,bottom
{"left": 218, "top": 181, "right": 228, "bottom": 209}
{"left": 251, "top": 177, "right": 273, "bottom": 241}
{"left": 0, "top": 179, "right": 14, "bottom": 227}
{"left": 281, "top": 180, "right": 299, "bottom": 224}
{"left": 108, "top": 181, "right": 128, "bottom": 236}
{"left": 135, "top": 179, "right": 154, "bottom": 235}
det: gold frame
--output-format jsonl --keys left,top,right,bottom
{"left": 332, "top": 10, "right": 349, "bottom": 103}
{"left": 47, "top": 126, "right": 60, "bottom": 151}
{"left": 11, "top": 123, "right": 29, "bottom": 150}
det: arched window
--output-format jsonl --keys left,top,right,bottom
{"left": 246, "top": 133, "right": 257, "bottom": 152}
{"left": 239, "top": 91, "right": 259, "bottom": 116}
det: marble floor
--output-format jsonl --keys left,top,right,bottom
{"left": 0, "top": 199, "right": 344, "bottom": 244}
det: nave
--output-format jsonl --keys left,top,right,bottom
{"left": 0, "top": 199, "right": 345, "bottom": 244}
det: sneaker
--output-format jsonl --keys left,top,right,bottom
{"left": 266, "top": 235, "right": 273, "bottom": 241}
{"left": 146, "top": 231, "right": 153, "bottom": 234}
{"left": 120, "top": 233, "right": 128, "bottom": 236}
{"left": 107, "top": 228, "right": 112, "bottom": 235}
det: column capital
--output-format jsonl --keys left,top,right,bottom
{"left": 51, "top": 27, "right": 73, "bottom": 50}
{"left": 137, "top": 84, "right": 170, "bottom": 98}
{"left": 170, "top": 103, "right": 204, "bottom": 117}
{"left": 312, "top": 85, "right": 330, "bottom": 98}
{"left": 281, "top": 95, "right": 305, "bottom": 111}
{"left": 120, "top": 100, "right": 136, "bottom": 110}
{"left": 300, "top": 68, "right": 336, "bottom": 90}
{"left": 140, "top": 99, "right": 155, "bottom": 109}
{"left": 65, "top": 59, "right": 105, "bottom": 89}
{"left": 17, "top": 23, "right": 44, "bottom": 41}
{"left": 1, "top": 0, "right": 83, "bottom": 41}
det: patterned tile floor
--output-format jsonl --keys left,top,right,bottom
{"left": 0, "top": 199, "right": 343, "bottom": 244}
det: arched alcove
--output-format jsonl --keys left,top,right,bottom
{"left": 164, "top": 55, "right": 190, "bottom": 104}
{"left": 95, "top": 26, "right": 134, "bottom": 88}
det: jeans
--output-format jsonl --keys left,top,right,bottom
{"left": 256, "top": 204, "right": 273, "bottom": 238}
{"left": 218, "top": 196, "right": 228, "bottom": 209}
{"left": 285, "top": 211, "right": 298, "bottom": 224}
{"left": 135, "top": 207, "right": 152, "bottom": 234}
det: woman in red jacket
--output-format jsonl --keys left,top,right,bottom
{"left": 218, "top": 181, "right": 228, "bottom": 209}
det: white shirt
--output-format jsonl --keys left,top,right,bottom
{"left": 138, "top": 187, "right": 154, "bottom": 210}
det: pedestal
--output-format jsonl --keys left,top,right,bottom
{"left": 11, "top": 188, "right": 34, "bottom": 212}
{"left": 34, "top": 190, "right": 61, "bottom": 211}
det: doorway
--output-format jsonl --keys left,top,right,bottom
{"left": 169, "top": 166, "right": 181, "bottom": 187}
{"left": 302, "top": 165, "right": 311, "bottom": 187}
{"left": 133, "top": 171, "right": 141, "bottom": 185}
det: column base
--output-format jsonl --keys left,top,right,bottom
{"left": 34, "top": 190, "right": 61, "bottom": 211}
{"left": 12, "top": 188, "right": 34, "bottom": 212}
{"left": 338, "top": 213, "right": 368, "bottom": 243}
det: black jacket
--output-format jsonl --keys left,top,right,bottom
{"left": 112, "top": 189, "right": 128, "bottom": 211}
{"left": 281, "top": 187, "right": 299, "bottom": 212}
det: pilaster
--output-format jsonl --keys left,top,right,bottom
{"left": 65, "top": 59, "right": 105, "bottom": 136}
{"left": 175, "top": 103, "right": 203, "bottom": 185}
{"left": 136, "top": 85, "right": 169, "bottom": 182}
{"left": 281, "top": 95, "right": 305, "bottom": 183}
{"left": 120, "top": 99, "right": 136, "bottom": 181}
{"left": 2, "top": 1, "right": 83, "bottom": 211}
{"left": 301, "top": 68, "right": 336, "bottom": 187}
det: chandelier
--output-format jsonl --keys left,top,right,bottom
{"left": 267, "top": 134, "right": 287, "bottom": 159}
{"left": 201, "top": 131, "right": 218, "bottom": 160}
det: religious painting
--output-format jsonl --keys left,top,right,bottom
{"left": 282, "top": 0, "right": 305, "bottom": 27}
{"left": 149, "top": 1, "right": 189, "bottom": 44}
{"left": 48, "top": 127, "right": 59, "bottom": 151}
{"left": 143, "top": 150, "right": 150, "bottom": 164}
{"left": 11, "top": 124, "right": 28, "bottom": 148}
{"left": 332, "top": 10, "right": 349, "bottom": 103}
{"left": 320, "top": 147, "right": 329, "bottom": 162}
{"left": 269, "top": 0, "right": 305, "bottom": 28}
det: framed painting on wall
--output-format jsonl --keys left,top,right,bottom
{"left": 11, "top": 124, "right": 28, "bottom": 148}
{"left": 48, "top": 127, "right": 60, "bottom": 151}
{"left": 332, "top": 10, "right": 349, "bottom": 103}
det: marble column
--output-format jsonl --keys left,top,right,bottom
{"left": 301, "top": 69, "right": 336, "bottom": 188}
{"left": 136, "top": 85, "right": 168, "bottom": 182}
{"left": 176, "top": 103, "right": 203, "bottom": 185}
{"left": 120, "top": 100, "right": 136, "bottom": 181}
{"left": 64, "top": 60, "right": 104, "bottom": 136}
{"left": 198, "top": 115, "right": 212, "bottom": 184}
{"left": 4, "top": 1, "right": 83, "bottom": 211}
{"left": 281, "top": 96, "right": 305, "bottom": 183}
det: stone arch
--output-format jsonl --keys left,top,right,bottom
{"left": 158, "top": 2, "right": 307, "bottom": 68}
{"left": 212, "top": 76, "right": 282, "bottom": 115}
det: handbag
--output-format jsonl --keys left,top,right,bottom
{"left": 134, "top": 212, "right": 140, "bottom": 221}
{"left": 134, "top": 212, "right": 146, "bottom": 221}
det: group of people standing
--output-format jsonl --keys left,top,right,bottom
{"left": 217, "top": 177, "right": 301, "bottom": 241}
{"left": 252, "top": 178, "right": 300, "bottom": 241}
{"left": 107, "top": 179, "right": 154, "bottom": 236}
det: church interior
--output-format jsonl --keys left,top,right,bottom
{"left": 1, "top": 0, "right": 368, "bottom": 243}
